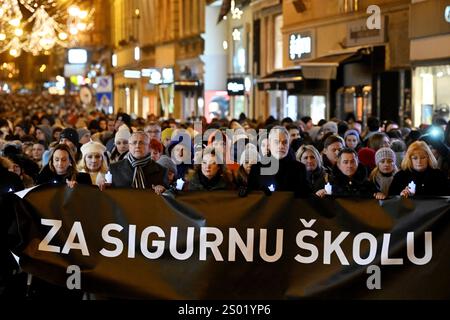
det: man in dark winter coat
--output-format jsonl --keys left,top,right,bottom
{"left": 248, "top": 126, "right": 311, "bottom": 197}
{"left": 109, "top": 131, "right": 168, "bottom": 194}
{"left": 316, "top": 148, "right": 378, "bottom": 198}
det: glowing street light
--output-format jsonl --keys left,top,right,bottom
{"left": 14, "top": 28, "right": 23, "bottom": 37}
{"left": 58, "top": 32, "right": 68, "bottom": 40}
{"left": 68, "top": 5, "right": 80, "bottom": 17}
{"left": 9, "top": 18, "right": 21, "bottom": 27}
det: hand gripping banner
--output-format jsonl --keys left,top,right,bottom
{"left": 3, "top": 185, "right": 450, "bottom": 299}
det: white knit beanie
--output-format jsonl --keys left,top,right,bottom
{"left": 115, "top": 125, "right": 131, "bottom": 144}
{"left": 375, "top": 147, "right": 396, "bottom": 165}
{"left": 80, "top": 141, "right": 106, "bottom": 156}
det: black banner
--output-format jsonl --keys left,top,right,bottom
{"left": 5, "top": 185, "right": 450, "bottom": 299}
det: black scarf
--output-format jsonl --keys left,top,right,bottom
{"left": 198, "top": 171, "right": 222, "bottom": 190}
{"left": 126, "top": 153, "right": 152, "bottom": 189}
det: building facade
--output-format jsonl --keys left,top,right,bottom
{"left": 254, "top": 0, "right": 411, "bottom": 125}
{"left": 108, "top": 0, "right": 441, "bottom": 127}
{"left": 111, "top": 0, "right": 205, "bottom": 120}
{"left": 252, "top": 0, "right": 284, "bottom": 121}
{"left": 409, "top": 0, "right": 450, "bottom": 127}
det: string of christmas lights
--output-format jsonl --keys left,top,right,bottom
{"left": 0, "top": 0, "right": 94, "bottom": 57}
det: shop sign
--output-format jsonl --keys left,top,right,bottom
{"left": 96, "top": 76, "right": 113, "bottom": 93}
{"left": 347, "top": 17, "right": 386, "bottom": 47}
{"left": 96, "top": 76, "right": 113, "bottom": 114}
{"left": 289, "top": 32, "right": 312, "bottom": 60}
{"left": 68, "top": 48, "right": 88, "bottom": 64}
{"left": 144, "top": 68, "right": 174, "bottom": 84}
{"left": 123, "top": 70, "right": 141, "bottom": 79}
{"left": 162, "top": 68, "right": 174, "bottom": 83}
{"left": 64, "top": 64, "right": 86, "bottom": 77}
{"left": 227, "top": 78, "right": 245, "bottom": 95}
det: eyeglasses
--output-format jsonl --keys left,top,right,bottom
{"left": 146, "top": 130, "right": 161, "bottom": 134}
{"left": 129, "top": 140, "right": 147, "bottom": 146}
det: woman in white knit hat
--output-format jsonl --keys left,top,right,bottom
{"left": 110, "top": 124, "right": 131, "bottom": 163}
{"left": 78, "top": 140, "right": 109, "bottom": 186}
{"left": 369, "top": 147, "right": 398, "bottom": 198}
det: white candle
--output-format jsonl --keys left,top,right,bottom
{"left": 176, "top": 178, "right": 185, "bottom": 190}
{"left": 325, "top": 182, "right": 332, "bottom": 195}
{"left": 408, "top": 181, "right": 416, "bottom": 194}
{"left": 105, "top": 171, "right": 112, "bottom": 184}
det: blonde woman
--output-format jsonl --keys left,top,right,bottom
{"left": 78, "top": 141, "right": 109, "bottom": 186}
{"left": 296, "top": 145, "right": 327, "bottom": 193}
{"left": 389, "top": 141, "right": 449, "bottom": 197}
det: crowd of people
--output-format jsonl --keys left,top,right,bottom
{"left": 1, "top": 93, "right": 449, "bottom": 199}
{"left": 1, "top": 92, "right": 450, "bottom": 299}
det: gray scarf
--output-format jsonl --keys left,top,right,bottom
{"left": 375, "top": 172, "right": 394, "bottom": 195}
{"left": 126, "top": 153, "right": 152, "bottom": 189}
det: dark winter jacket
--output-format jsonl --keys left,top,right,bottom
{"left": 327, "top": 165, "right": 377, "bottom": 198}
{"left": 109, "top": 158, "right": 168, "bottom": 189}
{"left": 306, "top": 167, "right": 328, "bottom": 193}
{"left": 0, "top": 166, "right": 24, "bottom": 195}
{"left": 248, "top": 155, "right": 311, "bottom": 197}
{"left": 185, "top": 170, "right": 230, "bottom": 191}
{"left": 322, "top": 154, "right": 335, "bottom": 176}
{"left": 36, "top": 165, "right": 92, "bottom": 186}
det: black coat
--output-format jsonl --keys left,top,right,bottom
{"left": 249, "top": 155, "right": 311, "bottom": 197}
{"left": 0, "top": 192, "right": 26, "bottom": 298}
{"left": 0, "top": 167, "right": 24, "bottom": 195}
{"left": 388, "top": 167, "right": 449, "bottom": 196}
{"left": 306, "top": 167, "right": 327, "bottom": 193}
{"left": 0, "top": 170, "right": 24, "bottom": 297}
{"left": 328, "top": 165, "right": 377, "bottom": 198}
{"left": 36, "top": 165, "right": 92, "bottom": 186}
{"left": 322, "top": 154, "right": 334, "bottom": 176}
{"left": 185, "top": 170, "right": 229, "bottom": 191}
{"left": 110, "top": 158, "right": 168, "bottom": 188}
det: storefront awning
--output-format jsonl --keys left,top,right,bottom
{"left": 299, "top": 52, "right": 362, "bottom": 80}
{"left": 174, "top": 80, "right": 203, "bottom": 92}
{"left": 256, "top": 67, "right": 303, "bottom": 91}
{"left": 256, "top": 67, "right": 328, "bottom": 93}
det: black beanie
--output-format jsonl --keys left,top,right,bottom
{"left": 60, "top": 128, "right": 79, "bottom": 146}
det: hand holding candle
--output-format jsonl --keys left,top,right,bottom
{"left": 325, "top": 182, "right": 332, "bottom": 195}
{"left": 105, "top": 171, "right": 112, "bottom": 184}
{"left": 176, "top": 178, "right": 185, "bottom": 190}
{"left": 408, "top": 181, "right": 416, "bottom": 195}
